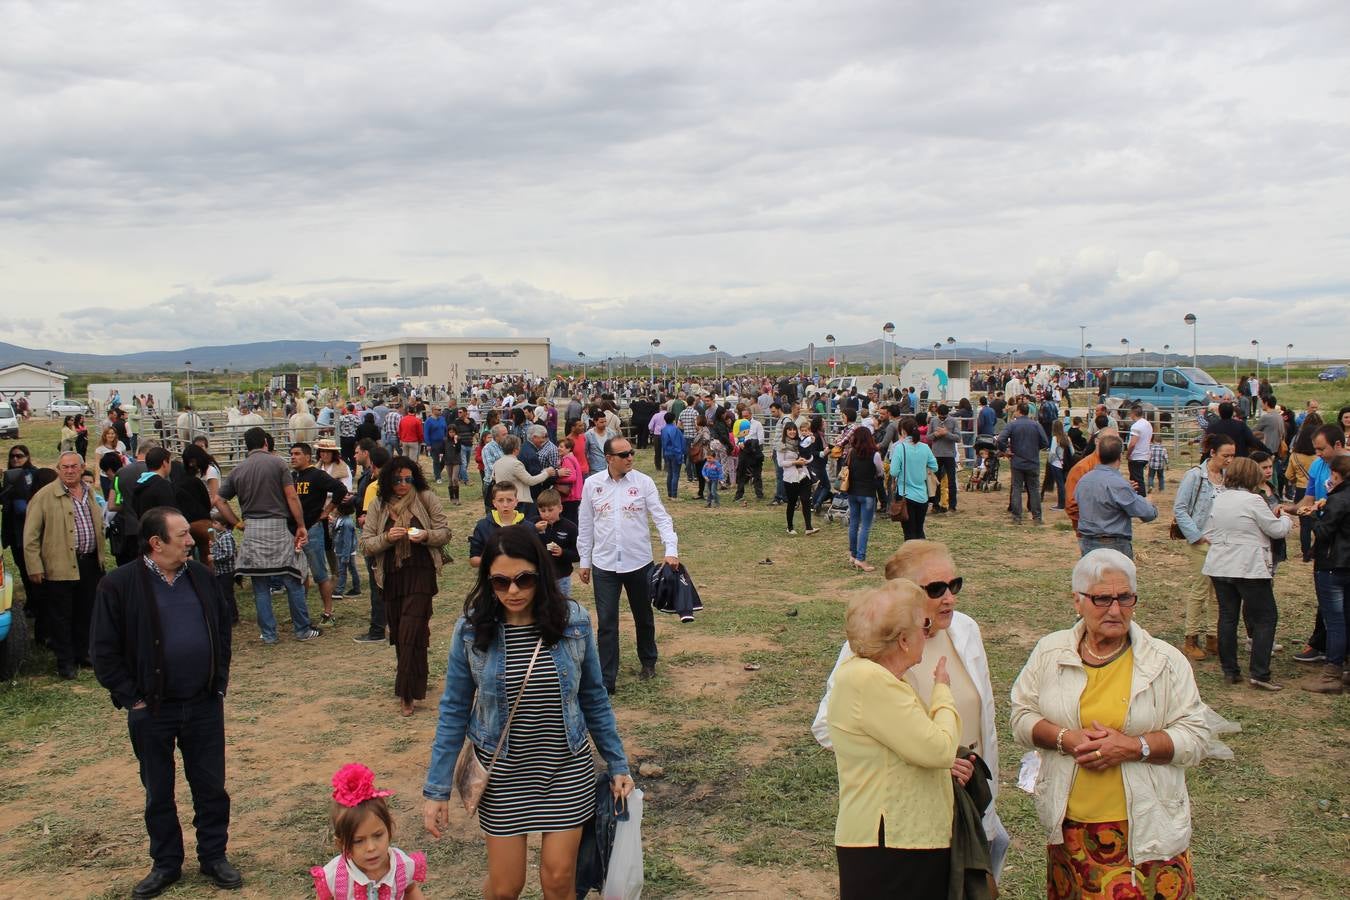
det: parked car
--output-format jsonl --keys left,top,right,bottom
{"left": 1106, "top": 366, "right": 1235, "bottom": 408}
{"left": 1317, "top": 365, "right": 1348, "bottom": 382}
{"left": 0, "top": 401, "right": 17, "bottom": 438}
{"left": 47, "top": 398, "right": 90, "bottom": 416}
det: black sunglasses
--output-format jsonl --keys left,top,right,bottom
{"left": 393, "top": 475, "right": 415, "bottom": 484}
{"left": 607, "top": 450, "right": 635, "bottom": 459}
{"left": 919, "top": 577, "right": 963, "bottom": 600}
{"left": 489, "top": 571, "right": 538, "bottom": 592}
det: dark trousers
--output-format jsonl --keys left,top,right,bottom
{"left": 214, "top": 572, "right": 239, "bottom": 624}
{"left": 1212, "top": 576, "right": 1278, "bottom": 681}
{"left": 1127, "top": 459, "right": 1148, "bottom": 497}
{"left": 734, "top": 461, "right": 763, "bottom": 500}
{"left": 1009, "top": 466, "right": 1042, "bottom": 522}
{"left": 128, "top": 695, "right": 230, "bottom": 871}
{"left": 339, "top": 436, "right": 357, "bottom": 471}
{"left": 784, "top": 479, "right": 813, "bottom": 531}
{"left": 365, "top": 560, "right": 385, "bottom": 639}
{"left": 837, "top": 819, "right": 949, "bottom": 899}
{"left": 901, "top": 498, "right": 928, "bottom": 540}
{"left": 592, "top": 563, "right": 658, "bottom": 692}
{"left": 429, "top": 442, "right": 447, "bottom": 480}
{"left": 934, "top": 456, "right": 958, "bottom": 510}
{"left": 44, "top": 554, "right": 102, "bottom": 672}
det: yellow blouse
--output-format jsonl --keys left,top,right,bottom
{"left": 827, "top": 656, "right": 960, "bottom": 849}
{"left": 1066, "top": 647, "right": 1133, "bottom": 823}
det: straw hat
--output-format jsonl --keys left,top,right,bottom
{"left": 315, "top": 437, "right": 340, "bottom": 454}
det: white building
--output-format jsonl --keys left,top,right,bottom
{"left": 350, "top": 337, "right": 551, "bottom": 395}
{"left": 0, "top": 363, "right": 69, "bottom": 409}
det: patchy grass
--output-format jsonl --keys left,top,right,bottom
{"left": 2, "top": 388, "right": 1349, "bottom": 897}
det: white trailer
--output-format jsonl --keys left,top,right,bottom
{"left": 897, "top": 359, "right": 972, "bottom": 401}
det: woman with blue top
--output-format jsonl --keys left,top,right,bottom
{"left": 890, "top": 417, "right": 939, "bottom": 541}
{"left": 422, "top": 525, "right": 633, "bottom": 900}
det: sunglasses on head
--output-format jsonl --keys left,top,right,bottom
{"left": 919, "top": 577, "right": 963, "bottom": 600}
{"left": 607, "top": 450, "right": 635, "bottom": 459}
{"left": 394, "top": 475, "right": 415, "bottom": 484}
{"left": 489, "top": 571, "right": 538, "bottom": 592}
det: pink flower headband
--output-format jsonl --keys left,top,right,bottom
{"left": 331, "top": 763, "right": 394, "bottom": 808}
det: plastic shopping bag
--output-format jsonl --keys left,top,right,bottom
{"left": 602, "top": 787, "right": 644, "bottom": 900}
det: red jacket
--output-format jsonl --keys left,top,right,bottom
{"left": 397, "top": 414, "right": 423, "bottom": 444}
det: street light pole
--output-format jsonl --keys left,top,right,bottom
{"left": 649, "top": 339, "right": 661, "bottom": 384}
{"left": 1184, "top": 313, "right": 1197, "bottom": 369}
{"left": 1079, "top": 325, "right": 1087, "bottom": 376}
{"left": 1251, "top": 340, "right": 1260, "bottom": 382}
{"left": 1120, "top": 338, "right": 1130, "bottom": 368}
{"left": 1285, "top": 343, "right": 1293, "bottom": 383}
{"left": 1161, "top": 345, "right": 1169, "bottom": 368}
{"left": 185, "top": 360, "right": 193, "bottom": 411}
{"left": 932, "top": 342, "right": 940, "bottom": 360}
{"left": 826, "top": 334, "right": 836, "bottom": 378}
{"left": 577, "top": 351, "right": 586, "bottom": 381}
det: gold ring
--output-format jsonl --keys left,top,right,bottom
{"left": 1096, "top": 749, "right": 1103, "bottom": 759}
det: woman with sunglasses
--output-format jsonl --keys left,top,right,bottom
{"left": 1011, "top": 549, "right": 1212, "bottom": 900}
{"left": 2, "top": 445, "right": 40, "bottom": 615}
{"left": 360, "top": 456, "right": 451, "bottom": 717}
{"left": 422, "top": 525, "right": 633, "bottom": 900}
{"left": 813, "top": 540, "right": 1010, "bottom": 882}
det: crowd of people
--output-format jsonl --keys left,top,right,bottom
{"left": 1, "top": 364, "right": 1347, "bottom": 899}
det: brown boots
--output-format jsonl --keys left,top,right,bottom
{"left": 1300, "top": 664, "right": 1345, "bottom": 694}
{"left": 1205, "top": 635, "right": 1219, "bottom": 655}
{"left": 1181, "top": 636, "right": 1207, "bottom": 661}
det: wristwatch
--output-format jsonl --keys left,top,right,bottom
{"left": 1138, "top": 735, "right": 1151, "bottom": 760}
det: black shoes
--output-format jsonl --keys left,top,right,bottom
{"left": 200, "top": 858, "right": 244, "bottom": 890}
{"left": 132, "top": 868, "right": 181, "bottom": 898}
{"left": 353, "top": 632, "right": 385, "bottom": 644}
{"left": 639, "top": 664, "right": 657, "bottom": 681}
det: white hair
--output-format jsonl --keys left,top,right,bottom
{"left": 1071, "top": 549, "right": 1137, "bottom": 594}
{"left": 528, "top": 424, "right": 548, "bottom": 438}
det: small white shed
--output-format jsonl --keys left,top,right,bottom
{"left": 0, "top": 363, "right": 69, "bottom": 409}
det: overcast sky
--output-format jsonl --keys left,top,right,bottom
{"left": 3, "top": 0, "right": 1348, "bottom": 359}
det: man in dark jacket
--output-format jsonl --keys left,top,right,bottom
{"left": 131, "top": 447, "right": 179, "bottom": 519}
{"left": 91, "top": 507, "right": 241, "bottom": 898}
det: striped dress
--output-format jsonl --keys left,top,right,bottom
{"left": 474, "top": 624, "right": 596, "bottom": 836}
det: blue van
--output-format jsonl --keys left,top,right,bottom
{"left": 1106, "top": 367, "right": 1234, "bottom": 408}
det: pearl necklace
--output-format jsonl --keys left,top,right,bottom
{"left": 1080, "top": 636, "right": 1127, "bottom": 664}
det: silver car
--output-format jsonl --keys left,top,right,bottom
{"left": 47, "top": 398, "right": 91, "bottom": 417}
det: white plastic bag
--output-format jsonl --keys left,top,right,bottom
{"left": 603, "top": 787, "right": 644, "bottom": 900}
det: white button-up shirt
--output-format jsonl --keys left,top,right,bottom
{"left": 577, "top": 468, "right": 678, "bottom": 574}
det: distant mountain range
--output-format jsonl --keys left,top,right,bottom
{"left": 0, "top": 338, "right": 1304, "bottom": 375}
{"left": 0, "top": 340, "right": 361, "bottom": 374}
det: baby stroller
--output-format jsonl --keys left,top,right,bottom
{"left": 824, "top": 471, "right": 851, "bottom": 525}
{"left": 966, "top": 436, "right": 1002, "bottom": 492}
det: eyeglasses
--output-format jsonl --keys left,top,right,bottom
{"left": 1078, "top": 592, "right": 1138, "bottom": 609}
{"left": 489, "top": 571, "right": 538, "bottom": 592}
{"left": 607, "top": 450, "right": 635, "bottom": 459}
{"left": 393, "top": 476, "right": 415, "bottom": 484}
{"left": 8, "top": 453, "right": 26, "bottom": 460}
{"left": 919, "top": 577, "right": 963, "bottom": 600}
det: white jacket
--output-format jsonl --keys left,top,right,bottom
{"left": 1010, "top": 620, "right": 1212, "bottom": 865}
{"left": 1201, "top": 489, "right": 1292, "bottom": 579}
{"left": 812, "top": 611, "right": 1004, "bottom": 856}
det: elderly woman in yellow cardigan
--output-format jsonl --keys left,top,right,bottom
{"left": 827, "top": 579, "right": 959, "bottom": 898}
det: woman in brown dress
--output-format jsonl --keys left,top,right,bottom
{"left": 360, "top": 456, "right": 451, "bottom": 716}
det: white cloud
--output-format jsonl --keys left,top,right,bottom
{"left": 2, "top": 0, "right": 1349, "bottom": 358}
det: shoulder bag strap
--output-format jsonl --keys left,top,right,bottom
{"left": 483, "top": 637, "right": 544, "bottom": 778}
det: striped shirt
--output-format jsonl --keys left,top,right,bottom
{"left": 473, "top": 624, "right": 594, "bottom": 837}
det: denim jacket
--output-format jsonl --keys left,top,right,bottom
{"left": 423, "top": 600, "right": 629, "bottom": 801}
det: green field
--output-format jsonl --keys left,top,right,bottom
{"left": 1, "top": 381, "right": 1347, "bottom": 898}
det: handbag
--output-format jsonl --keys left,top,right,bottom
{"left": 889, "top": 444, "right": 909, "bottom": 522}
{"left": 838, "top": 465, "right": 850, "bottom": 492}
{"left": 453, "top": 637, "right": 543, "bottom": 816}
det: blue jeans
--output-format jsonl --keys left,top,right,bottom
{"left": 665, "top": 457, "right": 681, "bottom": 497}
{"left": 1078, "top": 535, "right": 1134, "bottom": 559}
{"left": 302, "top": 525, "right": 330, "bottom": 584}
{"left": 846, "top": 494, "right": 877, "bottom": 561}
{"left": 335, "top": 555, "right": 360, "bottom": 595}
{"left": 251, "top": 574, "right": 312, "bottom": 640}
{"left": 705, "top": 480, "right": 719, "bottom": 505}
{"left": 1313, "top": 569, "right": 1348, "bottom": 666}
{"left": 458, "top": 444, "right": 472, "bottom": 482}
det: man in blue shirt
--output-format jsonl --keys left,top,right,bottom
{"left": 977, "top": 395, "right": 997, "bottom": 437}
{"left": 1294, "top": 424, "right": 1347, "bottom": 668}
{"left": 1073, "top": 434, "right": 1157, "bottom": 558}
{"left": 995, "top": 401, "right": 1050, "bottom": 524}
{"left": 424, "top": 404, "right": 450, "bottom": 483}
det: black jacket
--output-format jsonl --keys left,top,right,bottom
{"left": 91, "top": 558, "right": 232, "bottom": 711}
{"left": 1313, "top": 481, "right": 1350, "bottom": 572}
{"left": 536, "top": 517, "right": 579, "bottom": 578}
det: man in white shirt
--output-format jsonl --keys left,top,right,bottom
{"left": 1125, "top": 405, "right": 1154, "bottom": 497}
{"left": 577, "top": 436, "right": 680, "bottom": 693}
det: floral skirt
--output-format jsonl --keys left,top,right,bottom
{"left": 1047, "top": 819, "right": 1194, "bottom": 899}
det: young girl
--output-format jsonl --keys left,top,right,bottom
{"left": 312, "top": 764, "right": 426, "bottom": 899}
{"left": 702, "top": 439, "right": 725, "bottom": 508}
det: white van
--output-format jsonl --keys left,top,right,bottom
{"left": 825, "top": 375, "right": 902, "bottom": 395}
{"left": 0, "top": 401, "right": 18, "bottom": 439}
